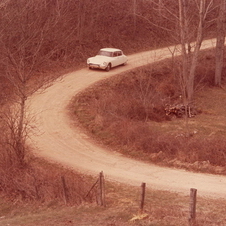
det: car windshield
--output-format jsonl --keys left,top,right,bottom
{"left": 97, "top": 50, "right": 112, "bottom": 57}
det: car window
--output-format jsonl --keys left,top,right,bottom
{"left": 113, "top": 51, "right": 122, "bottom": 57}
{"left": 117, "top": 51, "right": 122, "bottom": 56}
{"left": 98, "top": 50, "right": 112, "bottom": 57}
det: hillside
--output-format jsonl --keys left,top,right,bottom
{"left": 0, "top": 1, "right": 225, "bottom": 225}
{"left": 73, "top": 47, "right": 226, "bottom": 174}
{"left": 0, "top": 0, "right": 172, "bottom": 106}
{"left": 2, "top": 46, "right": 226, "bottom": 226}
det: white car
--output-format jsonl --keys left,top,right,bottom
{"left": 87, "top": 48, "right": 127, "bottom": 71}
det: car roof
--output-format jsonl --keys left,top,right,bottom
{"left": 100, "top": 48, "right": 122, "bottom": 52}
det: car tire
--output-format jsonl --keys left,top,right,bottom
{"left": 105, "top": 64, "right": 111, "bottom": 72}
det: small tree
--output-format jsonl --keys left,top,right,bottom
{"left": 0, "top": 0, "right": 74, "bottom": 166}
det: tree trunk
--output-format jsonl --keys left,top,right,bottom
{"left": 215, "top": 0, "right": 226, "bottom": 86}
{"left": 187, "top": 0, "right": 205, "bottom": 101}
{"left": 179, "top": 0, "right": 205, "bottom": 103}
{"left": 178, "top": 0, "right": 189, "bottom": 103}
{"left": 133, "top": 0, "right": 137, "bottom": 36}
{"left": 77, "top": 0, "right": 85, "bottom": 44}
{"left": 14, "top": 94, "right": 27, "bottom": 166}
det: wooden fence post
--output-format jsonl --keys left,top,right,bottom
{"left": 189, "top": 188, "right": 197, "bottom": 225}
{"left": 61, "top": 176, "right": 68, "bottom": 205}
{"left": 97, "top": 171, "right": 105, "bottom": 206}
{"left": 140, "top": 182, "right": 146, "bottom": 213}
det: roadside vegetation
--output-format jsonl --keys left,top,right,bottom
{"left": 0, "top": 0, "right": 168, "bottom": 204}
{"left": 0, "top": 0, "right": 226, "bottom": 225}
{"left": 2, "top": 180, "right": 226, "bottom": 225}
{"left": 73, "top": 48, "right": 226, "bottom": 175}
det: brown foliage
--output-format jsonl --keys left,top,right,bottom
{"left": 73, "top": 55, "right": 226, "bottom": 172}
{"left": 0, "top": 159, "right": 96, "bottom": 205}
{"left": 0, "top": 0, "right": 223, "bottom": 204}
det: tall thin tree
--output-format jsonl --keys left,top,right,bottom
{"left": 215, "top": 0, "right": 226, "bottom": 86}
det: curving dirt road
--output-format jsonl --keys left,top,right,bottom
{"left": 28, "top": 39, "right": 226, "bottom": 199}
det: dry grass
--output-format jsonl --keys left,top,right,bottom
{"left": 0, "top": 2, "right": 223, "bottom": 224}
{"left": 0, "top": 50, "right": 226, "bottom": 226}
{"left": 1, "top": 180, "right": 226, "bottom": 225}
{"left": 0, "top": 157, "right": 97, "bottom": 205}
{"left": 72, "top": 51, "right": 226, "bottom": 175}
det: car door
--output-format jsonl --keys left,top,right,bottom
{"left": 117, "top": 51, "right": 125, "bottom": 65}
{"left": 110, "top": 51, "right": 119, "bottom": 67}
{"left": 112, "top": 51, "right": 123, "bottom": 67}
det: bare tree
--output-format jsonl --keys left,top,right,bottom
{"left": 0, "top": 0, "right": 74, "bottom": 166}
{"left": 134, "top": 0, "right": 217, "bottom": 103}
{"left": 178, "top": 0, "right": 216, "bottom": 103}
{"left": 132, "top": 68, "right": 163, "bottom": 122}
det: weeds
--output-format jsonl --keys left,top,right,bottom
{"left": 73, "top": 53, "right": 226, "bottom": 174}
{"left": 0, "top": 157, "right": 96, "bottom": 205}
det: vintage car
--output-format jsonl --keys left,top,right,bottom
{"left": 87, "top": 48, "right": 127, "bottom": 71}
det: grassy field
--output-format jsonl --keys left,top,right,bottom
{"left": 1, "top": 179, "right": 226, "bottom": 226}
{"left": 149, "top": 86, "right": 226, "bottom": 142}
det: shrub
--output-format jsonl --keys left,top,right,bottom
{"left": 0, "top": 158, "right": 96, "bottom": 204}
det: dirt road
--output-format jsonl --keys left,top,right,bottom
{"left": 28, "top": 39, "right": 226, "bottom": 198}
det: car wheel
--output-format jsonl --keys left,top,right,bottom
{"left": 105, "top": 64, "right": 111, "bottom": 72}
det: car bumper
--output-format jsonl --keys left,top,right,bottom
{"left": 88, "top": 64, "right": 106, "bottom": 70}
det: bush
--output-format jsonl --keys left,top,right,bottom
{"left": 0, "top": 158, "right": 96, "bottom": 205}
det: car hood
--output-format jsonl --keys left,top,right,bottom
{"left": 88, "top": 55, "right": 109, "bottom": 63}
